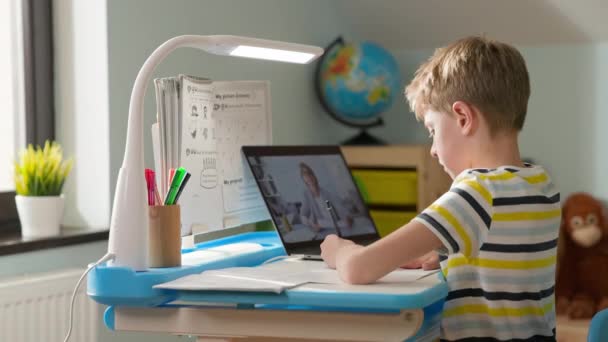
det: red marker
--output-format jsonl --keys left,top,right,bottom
{"left": 145, "top": 169, "right": 156, "bottom": 206}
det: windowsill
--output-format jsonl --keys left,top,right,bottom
{"left": 0, "top": 223, "right": 108, "bottom": 256}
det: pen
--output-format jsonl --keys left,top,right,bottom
{"left": 173, "top": 172, "right": 191, "bottom": 204}
{"left": 165, "top": 167, "right": 186, "bottom": 205}
{"left": 325, "top": 200, "right": 342, "bottom": 237}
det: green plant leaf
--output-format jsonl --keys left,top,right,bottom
{"left": 13, "top": 140, "right": 73, "bottom": 196}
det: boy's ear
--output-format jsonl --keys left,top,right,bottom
{"left": 451, "top": 101, "right": 477, "bottom": 136}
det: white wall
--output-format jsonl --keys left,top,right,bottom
{"left": 521, "top": 43, "right": 608, "bottom": 201}
{"left": 382, "top": 43, "right": 608, "bottom": 202}
{"left": 594, "top": 45, "right": 608, "bottom": 199}
{"left": 54, "top": 0, "right": 356, "bottom": 228}
{"left": 59, "top": 0, "right": 608, "bottom": 225}
{"left": 54, "top": 0, "right": 111, "bottom": 228}
{"left": 106, "top": 0, "right": 355, "bottom": 199}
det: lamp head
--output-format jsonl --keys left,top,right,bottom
{"left": 192, "top": 35, "right": 323, "bottom": 64}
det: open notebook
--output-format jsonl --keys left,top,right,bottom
{"left": 155, "top": 258, "right": 439, "bottom": 294}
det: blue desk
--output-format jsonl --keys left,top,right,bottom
{"left": 88, "top": 232, "right": 448, "bottom": 341}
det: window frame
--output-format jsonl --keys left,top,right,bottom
{"left": 0, "top": 0, "right": 54, "bottom": 228}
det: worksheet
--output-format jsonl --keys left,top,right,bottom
{"left": 213, "top": 81, "right": 271, "bottom": 217}
{"left": 179, "top": 76, "right": 223, "bottom": 235}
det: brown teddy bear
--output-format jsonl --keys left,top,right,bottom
{"left": 556, "top": 192, "right": 608, "bottom": 319}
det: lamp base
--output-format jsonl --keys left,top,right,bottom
{"left": 108, "top": 165, "right": 149, "bottom": 271}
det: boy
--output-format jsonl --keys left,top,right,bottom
{"left": 320, "top": 36, "right": 560, "bottom": 341}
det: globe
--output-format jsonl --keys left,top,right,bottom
{"left": 316, "top": 37, "right": 401, "bottom": 144}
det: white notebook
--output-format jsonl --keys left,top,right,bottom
{"left": 155, "top": 258, "right": 439, "bottom": 294}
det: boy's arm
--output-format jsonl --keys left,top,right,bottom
{"left": 321, "top": 220, "right": 443, "bottom": 284}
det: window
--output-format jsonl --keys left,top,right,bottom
{"left": 0, "top": 0, "right": 54, "bottom": 227}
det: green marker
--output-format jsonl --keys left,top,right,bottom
{"left": 165, "top": 167, "right": 186, "bottom": 205}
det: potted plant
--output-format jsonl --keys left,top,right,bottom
{"left": 14, "top": 141, "right": 73, "bottom": 238}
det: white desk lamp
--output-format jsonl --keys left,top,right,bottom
{"left": 108, "top": 35, "right": 323, "bottom": 270}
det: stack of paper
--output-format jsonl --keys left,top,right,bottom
{"left": 153, "top": 77, "right": 183, "bottom": 196}
{"left": 151, "top": 75, "right": 271, "bottom": 236}
{"left": 154, "top": 259, "right": 439, "bottom": 294}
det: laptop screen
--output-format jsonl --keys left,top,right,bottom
{"left": 242, "top": 146, "right": 379, "bottom": 252}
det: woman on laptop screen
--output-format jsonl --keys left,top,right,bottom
{"left": 299, "top": 162, "right": 353, "bottom": 239}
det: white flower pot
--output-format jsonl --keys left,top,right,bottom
{"left": 15, "top": 195, "right": 65, "bottom": 238}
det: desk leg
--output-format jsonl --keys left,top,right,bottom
{"left": 115, "top": 306, "right": 424, "bottom": 341}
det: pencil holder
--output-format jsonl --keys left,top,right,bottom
{"left": 148, "top": 205, "right": 181, "bottom": 268}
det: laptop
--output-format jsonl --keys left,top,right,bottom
{"left": 242, "top": 145, "right": 380, "bottom": 260}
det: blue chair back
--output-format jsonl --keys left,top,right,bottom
{"left": 588, "top": 308, "right": 608, "bottom": 342}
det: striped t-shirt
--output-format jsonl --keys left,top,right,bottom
{"left": 415, "top": 165, "right": 560, "bottom": 342}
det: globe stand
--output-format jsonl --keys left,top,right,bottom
{"left": 343, "top": 130, "right": 385, "bottom": 145}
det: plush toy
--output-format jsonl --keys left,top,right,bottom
{"left": 556, "top": 192, "right": 608, "bottom": 319}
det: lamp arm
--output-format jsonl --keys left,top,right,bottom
{"left": 124, "top": 35, "right": 214, "bottom": 164}
{"left": 109, "top": 35, "right": 213, "bottom": 270}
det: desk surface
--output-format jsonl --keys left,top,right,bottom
{"left": 88, "top": 232, "right": 447, "bottom": 311}
{"left": 88, "top": 232, "right": 285, "bottom": 306}
{"left": 91, "top": 232, "right": 447, "bottom": 341}
{"left": 108, "top": 274, "right": 447, "bottom": 342}
{"left": 171, "top": 259, "right": 447, "bottom": 311}
{"left": 175, "top": 275, "right": 446, "bottom": 312}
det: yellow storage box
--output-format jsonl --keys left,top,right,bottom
{"left": 352, "top": 170, "right": 418, "bottom": 206}
{"left": 369, "top": 210, "right": 417, "bottom": 237}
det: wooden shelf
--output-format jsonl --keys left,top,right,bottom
{"left": 341, "top": 145, "right": 452, "bottom": 212}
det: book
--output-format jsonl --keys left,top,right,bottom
{"left": 152, "top": 75, "right": 272, "bottom": 236}
{"left": 154, "top": 272, "right": 300, "bottom": 294}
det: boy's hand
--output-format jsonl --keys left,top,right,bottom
{"left": 400, "top": 250, "right": 440, "bottom": 270}
{"left": 320, "top": 234, "right": 354, "bottom": 269}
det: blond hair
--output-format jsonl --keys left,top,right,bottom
{"left": 405, "top": 36, "right": 530, "bottom": 133}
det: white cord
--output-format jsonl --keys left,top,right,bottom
{"left": 63, "top": 252, "right": 115, "bottom": 342}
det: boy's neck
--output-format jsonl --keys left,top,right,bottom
{"left": 470, "top": 131, "right": 524, "bottom": 169}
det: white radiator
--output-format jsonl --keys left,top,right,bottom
{"left": 0, "top": 269, "right": 99, "bottom": 342}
